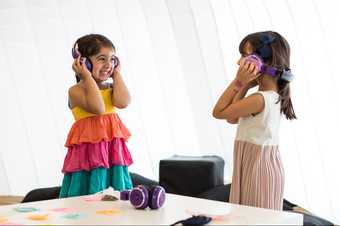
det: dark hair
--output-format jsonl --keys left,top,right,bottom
{"left": 239, "top": 31, "right": 297, "bottom": 120}
{"left": 73, "top": 34, "right": 116, "bottom": 83}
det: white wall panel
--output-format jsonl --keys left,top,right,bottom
{"left": 166, "top": 0, "right": 223, "bottom": 157}
{"left": 0, "top": 0, "right": 339, "bottom": 223}
{"left": 114, "top": 0, "right": 175, "bottom": 179}
{"left": 139, "top": 0, "right": 199, "bottom": 156}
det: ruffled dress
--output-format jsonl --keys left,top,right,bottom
{"left": 59, "top": 88, "right": 133, "bottom": 198}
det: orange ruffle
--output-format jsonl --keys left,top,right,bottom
{"left": 65, "top": 113, "right": 131, "bottom": 147}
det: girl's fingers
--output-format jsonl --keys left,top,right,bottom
{"left": 72, "top": 57, "right": 82, "bottom": 73}
{"left": 244, "top": 61, "right": 251, "bottom": 71}
{"left": 248, "top": 63, "right": 255, "bottom": 73}
{"left": 80, "top": 58, "right": 87, "bottom": 70}
{"left": 76, "top": 56, "right": 81, "bottom": 66}
{"left": 239, "top": 62, "right": 248, "bottom": 73}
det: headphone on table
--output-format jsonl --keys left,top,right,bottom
{"left": 120, "top": 185, "right": 166, "bottom": 210}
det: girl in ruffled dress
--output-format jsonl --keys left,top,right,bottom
{"left": 60, "top": 34, "right": 133, "bottom": 197}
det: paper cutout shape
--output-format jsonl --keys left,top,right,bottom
{"left": 0, "top": 217, "right": 8, "bottom": 223}
{"left": 27, "top": 214, "right": 49, "bottom": 221}
{"left": 96, "top": 208, "right": 121, "bottom": 216}
{"left": 14, "top": 207, "right": 39, "bottom": 213}
{"left": 62, "top": 213, "right": 86, "bottom": 220}
{"left": 84, "top": 195, "right": 103, "bottom": 202}
{"left": 0, "top": 222, "right": 21, "bottom": 226}
{"left": 51, "top": 207, "right": 77, "bottom": 213}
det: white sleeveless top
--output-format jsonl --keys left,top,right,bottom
{"left": 235, "top": 91, "right": 281, "bottom": 146}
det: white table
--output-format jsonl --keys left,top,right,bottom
{"left": 0, "top": 192, "right": 303, "bottom": 225}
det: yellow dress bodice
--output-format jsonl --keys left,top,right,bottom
{"left": 71, "top": 88, "right": 116, "bottom": 121}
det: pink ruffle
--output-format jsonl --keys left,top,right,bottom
{"left": 62, "top": 138, "right": 133, "bottom": 173}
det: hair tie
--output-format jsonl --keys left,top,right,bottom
{"left": 279, "top": 69, "right": 294, "bottom": 82}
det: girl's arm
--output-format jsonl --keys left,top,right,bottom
{"left": 213, "top": 60, "right": 262, "bottom": 123}
{"left": 224, "top": 84, "right": 253, "bottom": 123}
{"left": 212, "top": 79, "right": 246, "bottom": 123}
{"left": 69, "top": 57, "right": 105, "bottom": 114}
{"left": 231, "top": 80, "right": 256, "bottom": 104}
{"left": 111, "top": 59, "right": 131, "bottom": 108}
{"left": 213, "top": 92, "right": 265, "bottom": 123}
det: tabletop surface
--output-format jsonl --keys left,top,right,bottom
{"left": 0, "top": 190, "right": 302, "bottom": 225}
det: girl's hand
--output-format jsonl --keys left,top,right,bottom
{"left": 72, "top": 57, "right": 91, "bottom": 80}
{"left": 236, "top": 58, "right": 261, "bottom": 86}
{"left": 111, "top": 56, "right": 121, "bottom": 79}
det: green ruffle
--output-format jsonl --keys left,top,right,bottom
{"left": 59, "top": 166, "right": 132, "bottom": 198}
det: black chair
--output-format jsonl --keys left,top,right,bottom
{"left": 21, "top": 186, "right": 60, "bottom": 203}
{"left": 159, "top": 155, "right": 224, "bottom": 197}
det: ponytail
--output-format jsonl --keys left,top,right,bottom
{"left": 277, "top": 79, "right": 297, "bottom": 120}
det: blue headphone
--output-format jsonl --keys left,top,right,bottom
{"left": 245, "top": 35, "right": 294, "bottom": 82}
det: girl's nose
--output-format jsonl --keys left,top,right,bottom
{"left": 104, "top": 60, "right": 113, "bottom": 68}
{"left": 237, "top": 57, "right": 243, "bottom": 66}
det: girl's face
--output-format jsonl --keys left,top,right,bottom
{"left": 237, "top": 42, "right": 253, "bottom": 65}
{"left": 89, "top": 47, "right": 116, "bottom": 82}
{"left": 237, "top": 42, "right": 263, "bottom": 85}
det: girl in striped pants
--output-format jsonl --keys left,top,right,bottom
{"left": 213, "top": 31, "right": 296, "bottom": 210}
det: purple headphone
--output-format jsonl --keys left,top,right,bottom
{"left": 244, "top": 54, "right": 294, "bottom": 82}
{"left": 244, "top": 34, "right": 294, "bottom": 82}
{"left": 72, "top": 43, "right": 119, "bottom": 73}
{"left": 72, "top": 44, "right": 93, "bottom": 72}
{"left": 120, "top": 185, "right": 166, "bottom": 210}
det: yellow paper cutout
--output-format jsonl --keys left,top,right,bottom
{"left": 96, "top": 208, "right": 121, "bottom": 216}
{"left": 0, "top": 217, "right": 8, "bottom": 223}
{"left": 28, "top": 214, "right": 49, "bottom": 221}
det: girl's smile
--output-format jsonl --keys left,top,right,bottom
{"left": 90, "top": 47, "right": 117, "bottom": 81}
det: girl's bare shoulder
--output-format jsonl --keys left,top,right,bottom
{"left": 68, "top": 83, "right": 85, "bottom": 101}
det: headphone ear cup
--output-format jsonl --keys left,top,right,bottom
{"left": 244, "top": 54, "right": 264, "bottom": 73}
{"left": 84, "top": 58, "right": 92, "bottom": 72}
{"left": 148, "top": 186, "right": 166, "bottom": 209}
{"left": 129, "top": 185, "right": 149, "bottom": 209}
{"left": 71, "top": 45, "right": 92, "bottom": 72}
{"left": 72, "top": 47, "right": 79, "bottom": 58}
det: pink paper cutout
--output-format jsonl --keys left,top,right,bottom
{"left": 50, "top": 207, "right": 77, "bottom": 213}
{"left": 84, "top": 195, "right": 103, "bottom": 202}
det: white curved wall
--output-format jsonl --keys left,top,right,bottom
{"left": 0, "top": 0, "right": 339, "bottom": 223}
